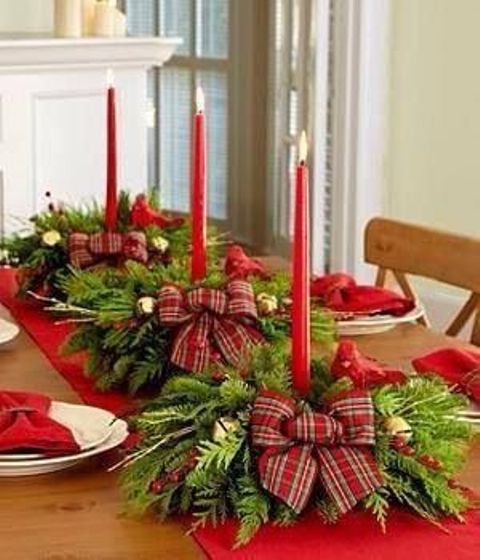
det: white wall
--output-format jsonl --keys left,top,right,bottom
{"left": 386, "top": 0, "right": 480, "bottom": 239}
{"left": 384, "top": 0, "right": 480, "bottom": 335}
{"left": 0, "top": 0, "right": 53, "bottom": 33}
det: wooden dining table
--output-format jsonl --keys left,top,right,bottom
{"left": 0, "top": 303, "right": 478, "bottom": 560}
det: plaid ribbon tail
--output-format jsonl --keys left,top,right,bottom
{"left": 170, "top": 314, "right": 213, "bottom": 372}
{"left": 212, "top": 317, "right": 263, "bottom": 367}
{"left": 316, "top": 446, "right": 383, "bottom": 514}
{"left": 259, "top": 445, "right": 318, "bottom": 514}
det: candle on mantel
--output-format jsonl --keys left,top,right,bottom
{"left": 93, "top": 0, "right": 116, "bottom": 37}
{"left": 54, "top": 0, "right": 82, "bottom": 38}
{"left": 81, "top": 0, "right": 96, "bottom": 36}
{"left": 191, "top": 86, "right": 207, "bottom": 282}
{"left": 291, "top": 131, "right": 311, "bottom": 395}
{"left": 105, "top": 69, "right": 118, "bottom": 231}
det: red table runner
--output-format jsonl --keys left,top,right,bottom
{"left": 0, "top": 268, "right": 132, "bottom": 416}
{"left": 195, "top": 509, "right": 479, "bottom": 560}
{"left": 0, "top": 268, "right": 478, "bottom": 559}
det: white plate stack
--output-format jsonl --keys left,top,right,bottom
{"left": 0, "top": 402, "right": 129, "bottom": 476}
{"left": 335, "top": 304, "right": 426, "bottom": 336}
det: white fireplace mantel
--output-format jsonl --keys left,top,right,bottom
{"left": 0, "top": 37, "right": 180, "bottom": 232}
{"left": 0, "top": 36, "right": 182, "bottom": 72}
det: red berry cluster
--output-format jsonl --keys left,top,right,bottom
{"left": 45, "top": 190, "right": 65, "bottom": 215}
{"left": 391, "top": 437, "right": 442, "bottom": 470}
{"left": 211, "top": 368, "right": 226, "bottom": 382}
{"left": 391, "top": 436, "right": 413, "bottom": 453}
{"left": 418, "top": 454, "right": 442, "bottom": 470}
{"left": 112, "top": 318, "right": 140, "bottom": 331}
{"left": 149, "top": 449, "right": 199, "bottom": 495}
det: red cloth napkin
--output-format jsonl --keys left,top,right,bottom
{"left": 224, "top": 245, "right": 267, "bottom": 280}
{"left": 311, "top": 273, "right": 415, "bottom": 316}
{"left": 412, "top": 348, "right": 480, "bottom": 403}
{"left": 0, "top": 391, "right": 80, "bottom": 455}
{"left": 331, "top": 340, "right": 407, "bottom": 388}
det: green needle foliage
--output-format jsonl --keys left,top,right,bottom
{"left": 120, "top": 344, "right": 472, "bottom": 547}
{"left": 2, "top": 190, "right": 209, "bottom": 297}
{"left": 50, "top": 259, "right": 335, "bottom": 395}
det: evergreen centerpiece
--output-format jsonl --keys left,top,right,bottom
{"left": 4, "top": 74, "right": 188, "bottom": 298}
{"left": 110, "top": 131, "right": 471, "bottom": 547}
{"left": 3, "top": 191, "right": 189, "bottom": 297}
{"left": 47, "top": 248, "right": 334, "bottom": 394}
{"left": 118, "top": 342, "right": 472, "bottom": 547}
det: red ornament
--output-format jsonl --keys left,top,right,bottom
{"left": 131, "top": 194, "right": 185, "bottom": 230}
{"left": 331, "top": 340, "right": 407, "bottom": 389}
{"left": 224, "top": 245, "right": 267, "bottom": 280}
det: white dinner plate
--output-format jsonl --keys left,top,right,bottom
{"left": 0, "top": 402, "right": 119, "bottom": 461}
{"left": 0, "top": 318, "right": 20, "bottom": 345}
{"left": 336, "top": 304, "right": 426, "bottom": 337}
{"left": 0, "top": 418, "right": 128, "bottom": 476}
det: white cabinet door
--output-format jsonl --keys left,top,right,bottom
{"left": 0, "top": 68, "right": 147, "bottom": 232}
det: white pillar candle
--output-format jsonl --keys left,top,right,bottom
{"left": 81, "top": 0, "right": 96, "bottom": 36}
{"left": 54, "top": 0, "right": 82, "bottom": 38}
{"left": 114, "top": 9, "right": 127, "bottom": 37}
{"left": 93, "top": 1, "right": 117, "bottom": 37}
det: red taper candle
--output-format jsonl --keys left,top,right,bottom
{"left": 291, "top": 131, "right": 311, "bottom": 394}
{"left": 191, "top": 86, "right": 207, "bottom": 282}
{"left": 105, "top": 69, "right": 118, "bottom": 231}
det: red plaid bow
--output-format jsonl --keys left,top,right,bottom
{"left": 68, "top": 231, "right": 148, "bottom": 268}
{"left": 251, "top": 390, "right": 383, "bottom": 515}
{"left": 157, "top": 280, "right": 263, "bottom": 372}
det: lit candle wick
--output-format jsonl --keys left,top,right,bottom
{"left": 298, "top": 130, "right": 308, "bottom": 164}
{"left": 196, "top": 86, "right": 205, "bottom": 113}
{"left": 106, "top": 68, "right": 115, "bottom": 88}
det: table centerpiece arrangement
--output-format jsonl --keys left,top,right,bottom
{"left": 111, "top": 135, "right": 473, "bottom": 547}
{"left": 36, "top": 129, "right": 473, "bottom": 549}
{"left": 1, "top": 74, "right": 474, "bottom": 552}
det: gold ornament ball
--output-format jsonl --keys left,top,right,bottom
{"left": 212, "top": 417, "right": 240, "bottom": 442}
{"left": 151, "top": 236, "right": 170, "bottom": 254}
{"left": 256, "top": 292, "right": 278, "bottom": 315}
{"left": 42, "top": 230, "right": 62, "bottom": 247}
{"left": 136, "top": 296, "right": 156, "bottom": 316}
{"left": 384, "top": 416, "right": 413, "bottom": 442}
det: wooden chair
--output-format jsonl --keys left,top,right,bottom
{"left": 364, "top": 217, "right": 480, "bottom": 345}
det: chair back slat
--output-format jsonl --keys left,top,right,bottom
{"left": 364, "top": 217, "right": 480, "bottom": 345}
{"left": 365, "top": 218, "right": 480, "bottom": 293}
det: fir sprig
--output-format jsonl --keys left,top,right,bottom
{"left": 121, "top": 345, "right": 472, "bottom": 547}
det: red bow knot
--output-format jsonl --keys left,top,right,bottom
{"left": 68, "top": 231, "right": 148, "bottom": 268}
{"left": 157, "top": 280, "right": 263, "bottom": 373}
{"left": 251, "top": 390, "right": 383, "bottom": 515}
